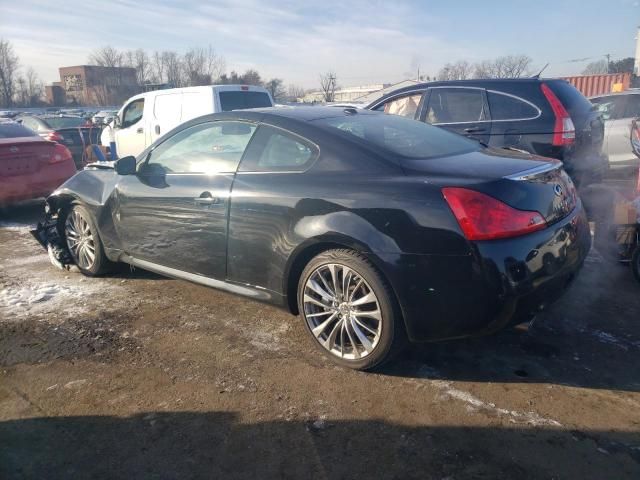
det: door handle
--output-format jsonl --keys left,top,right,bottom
{"left": 464, "top": 127, "right": 486, "bottom": 133}
{"left": 194, "top": 191, "right": 220, "bottom": 205}
{"left": 136, "top": 127, "right": 144, "bottom": 134}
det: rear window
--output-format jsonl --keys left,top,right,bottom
{"left": 0, "top": 123, "right": 38, "bottom": 138}
{"left": 545, "top": 81, "right": 592, "bottom": 117}
{"left": 313, "top": 113, "right": 478, "bottom": 159}
{"left": 42, "top": 116, "right": 85, "bottom": 129}
{"left": 219, "top": 91, "right": 272, "bottom": 111}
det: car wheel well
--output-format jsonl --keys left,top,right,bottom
{"left": 285, "top": 242, "right": 402, "bottom": 321}
{"left": 286, "top": 242, "right": 346, "bottom": 314}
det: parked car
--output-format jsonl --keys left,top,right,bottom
{"left": 16, "top": 114, "right": 101, "bottom": 170}
{"left": 33, "top": 107, "right": 590, "bottom": 370}
{"left": 367, "top": 78, "right": 605, "bottom": 186}
{"left": 0, "top": 120, "right": 76, "bottom": 207}
{"left": 590, "top": 90, "right": 640, "bottom": 171}
{"left": 100, "top": 84, "right": 274, "bottom": 158}
{"left": 92, "top": 110, "right": 118, "bottom": 125}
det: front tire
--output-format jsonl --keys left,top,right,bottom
{"left": 298, "top": 249, "right": 405, "bottom": 370}
{"left": 63, "top": 204, "right": 111, "bottom": 276}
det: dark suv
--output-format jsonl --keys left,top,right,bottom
{"left": 367, "top": 78, "right": 605, "bottom": 185}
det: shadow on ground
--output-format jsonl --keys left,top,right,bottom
{"left": 1, "top": 412, "right": 639, "bottom": 479}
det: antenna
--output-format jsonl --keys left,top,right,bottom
{"left": 532, "top": 63, "right": 550, "bottom": 78}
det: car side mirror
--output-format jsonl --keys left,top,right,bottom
{"left": 115, "top": 155, "right": 136, "bottom": 175}
{"left": 113, "top": 115, "right": 121, "bottom": 129}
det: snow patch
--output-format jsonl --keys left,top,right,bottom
{"left": 0, "top": 221, "right": 32, "bottom": 232}
{"left": 432, "top": 380, "right": 562, "bottom": 427}
{"left": 0, "top": 279, "right": 122, "bottom": 320}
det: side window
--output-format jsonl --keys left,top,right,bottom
{"left": 623, "top": 95, "right": 640, "bottom": 119}
{"left": 121, "top": 99, "right": 144, "bottom": 128}
{"left": 487, "top": 91, "right": 539, "bottom": 120}
{"left": 239, "top": 125, "right": 318, "bottom": 172}
{"left": 379, "top": 93, "right": 422, "bottom": 118}
{"left": 426, "top": 88, "right": 485, "bottom": 124}
{"left": 145, "top": 121, "right": 256, "bottom": 174}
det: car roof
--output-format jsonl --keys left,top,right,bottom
{"left": 241, "top": 106, "right": 379, "bottom": 122}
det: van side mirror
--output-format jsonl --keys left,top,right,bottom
{"left": 113, "top": 115, "right": 121, "bottom": 129}
{"left": 115, "top": 155, "right": 136, "bottom": 175}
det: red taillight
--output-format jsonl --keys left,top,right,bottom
{"left": 45, "top": 131, "right": 65, "bottom": 143}
{"left": 241, "top": 85, "right": 249, "bottom": 91}
{"left": 541, "top": 83, "right": 575, "bottom": 146}
{"left": 442, "top": 187, "right": 547, "bottom": 241}
{"left": 49, "top": 144, "right": 73, "bottom": 164}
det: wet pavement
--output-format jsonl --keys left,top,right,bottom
{"left": 1, "top": 198, "right": 640, "bottom": 479}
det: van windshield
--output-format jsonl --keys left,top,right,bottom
{"left": 219, "top": 91, "right": 273, "bottom": 111}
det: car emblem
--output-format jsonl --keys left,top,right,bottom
{"left": 9, "top": 146, "right": 18, "bottom": 153}
{"left": 553, "top": 184, "right": 564, "bottom": 197}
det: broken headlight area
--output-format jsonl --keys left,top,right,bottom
{"left": 30, "top": 208, "right": 75, "bottom": 271}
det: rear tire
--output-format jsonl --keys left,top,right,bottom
{"left": 297, "top": 249, "right": 406, "bottom": 370}
{"left": 63, "top": 203, "right": 112, "bottom": 276}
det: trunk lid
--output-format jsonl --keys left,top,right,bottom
{"left": 0, "top": 137, "right": 55, "bottom": 177}
{"left": 403, "top": 147, "right": 578, "bottom": 226}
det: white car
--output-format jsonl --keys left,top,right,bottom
{"left": 590, "top": 90, "right": 640, "bottom": 170}
{"left": 93, "top": 110, "right": 118, "bottom": 125}
{"left": 101, "top": 85, "right": 274, "bottom": 158}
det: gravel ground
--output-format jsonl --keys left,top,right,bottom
{"left": 1, "top": 198, "right": 640, "bottom": 479}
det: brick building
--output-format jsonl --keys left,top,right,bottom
{"left": 46, "top": 65, "right": 138, "bottom": 106}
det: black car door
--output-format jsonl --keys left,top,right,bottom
{"left": 420, "top": 87, "right": 491, "bottom": 144}
{"left": 113, "top": 120, "right": 257, "bottom": 279}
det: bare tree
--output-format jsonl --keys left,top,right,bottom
{"left": 182, "top": 46, "right": 225, "bottom": 86}
{"left": 15, "top": 76, "right": 27, "bottom": 106}
{"left": 241, "top": 69, "right": 262, "bottom": 86}
{"left": 474, "top": 55, "right": 533, "bottom": 79}
{"left": 582, "top": 59, "right": 609, "bottom": 75}
{"left": 264, "top": 78, "right": 285, "bottom": 101}
{"left": 88, "top": 46, "right": 123, "bottom": 68}
{"left": 437, "top": 60, "right": 473, "bottom": 81}
{"left": 151, "top": 50, "right": 166, "bottom": 84}
{"left": 319, "top": 71, "right": 337, "bottom": 102}
{"left": 287, "top": 84, "right": 305, "bottom": 102}
{"left": 16, "top": 67, "right": 43, "bottom": 106}
{"left": 124, "top": 49, "right": 151, "bottom": 85}
{"left": 0, "top": 38, "right": 19, "bottom": 107}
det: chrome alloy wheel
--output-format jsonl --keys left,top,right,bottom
{"left": 65, "top": 210, "right": 96, "bottom": 270}
{"left": 303, "top": 263, "right": 382, "bottom": 360}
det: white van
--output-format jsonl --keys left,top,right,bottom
{"left": 102, "top": 85, "right": 274, "bottom": 158}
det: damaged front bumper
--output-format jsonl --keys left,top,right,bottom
{"left": 30, "top": 210, "right": 74, "bottom": 270}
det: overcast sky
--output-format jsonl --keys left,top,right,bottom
{"left": 1, "top": 0, "right": 639, "bottom": 89}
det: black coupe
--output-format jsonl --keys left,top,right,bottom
{"left": 33, "top": 107, "right": 591, "bottom": 370}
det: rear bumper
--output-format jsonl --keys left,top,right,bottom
{"left": 379, "top": 202, "right": 591, "bottom": 342}
{"left": 0, "top": 166, "right": 75, "bottom": 206}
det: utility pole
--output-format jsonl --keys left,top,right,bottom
{"left": 606, "top": 53, "right": 611, "bottom": 74}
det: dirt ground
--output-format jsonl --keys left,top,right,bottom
{"left": 1, "top": 197, "right": 640, "bottom": 480}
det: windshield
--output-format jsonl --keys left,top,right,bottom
{"left": 0, "top": 123, "right": 38, "bottom": 138}
{"left": 219, "top": 91, "right": 273, "bottom": 111}
{"left": 43, "top": 116, "right": 85, "bottom": 129}
{"left": 313, "top": 113, "right": 478, "bottom": 159}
